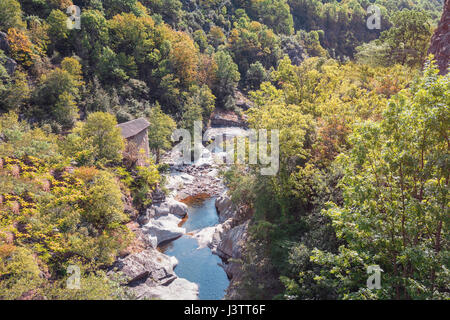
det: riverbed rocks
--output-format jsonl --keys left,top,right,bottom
{"left": 116, "top": 249, "right": 176, "bottom": 284}
{"left": 192, "top": 219, "right": 233, "bottom": 251}
{"left": 143, "top": 214, "right": 186, "bottom": 247}
{"left": 150, "top": 198, "right": 188, "bottom": 219}
{"left": 138, "top": 195, "right": 188, "bottom": 247}
{"left": 133, "top": 277, "right": 199, "bottom": 300}
{"left": 117, "top": 125, "right": 252, "bottom": 300}
{"left": 165, "top": 164, "right": 226, "bottom": 199}
{"left": 116, "top": 248, "right": 198, "bottom": 300}
{"left": 168, "top": 198, "right": 188, "bottom": 217}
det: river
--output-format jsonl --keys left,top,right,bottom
{"left": 160, "top": 197, "right": 229, "bottom": 300}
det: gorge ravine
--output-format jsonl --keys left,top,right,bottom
{"left": 113, "top": 127, "right": 250, "bottom": 300}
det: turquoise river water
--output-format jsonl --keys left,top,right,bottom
{"left": 160, "top": 198, "right": 229, "bottom": 300}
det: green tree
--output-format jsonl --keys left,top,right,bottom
{"left": 76, "top": 10, "right": 109, "bottom": 66}
{"left": 46, "top": 9, "right": 69, "bottom": 43}
{"left": 0, "top": 67, "right": 30, "bottom": 112}
{"left": 246, "top": 61, "right": 269, "bottom": 90}
{"left": 357, "top": 9, "right": 433, "bottom": 67}
{"left": 0, "top": 247, "right": 43, "bottom": 299}
{"left": 246, "top": 0, "right": 294, "bottom": 35}
{"left": 310, "top": 60, "right": 449, "bottom": 299}
{"left": 81, "top": 112, "right": 125, "bottom": 164}
{"left": 31, "top": 58, "right": 83, "bottom": 131}
{"left": 147, "top": 105, "right": 176, "bottom": 163}
{"left": 213, "top": 51, "right": 240, "bottom": 109}
{"left": 82, "top": 170, "right": 127, "bottom": 229}
{"left": 102, "top": 0, "right": 140, "bottom": 18}
{"left": 0, "top": 0, "right": 25, "bottom": 31}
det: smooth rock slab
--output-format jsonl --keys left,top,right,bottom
{"left": 215, "top": 194, "right": 236, "bottom": 223}
{"left": 167, "top": 198, "right": 188, "bottom": 217}
{"left": 152, "top": 198, "right": 188, "bottom": 218}
{"left": 143, "top": 214, "right": 186, "bottom": 246}
{"left": 192, "top": 219, "right": 232, "bottom": 251}
{"left": 115, "top": 249, "right": 177, "bottom": 285}
{"left": 216, "top": 221, "right": 249, "bottom": 260}
{"left": 134, "top": 278, "right": 199, "bottom": 300}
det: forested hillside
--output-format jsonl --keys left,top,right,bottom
{"left": 0, "top": 0, "right": 447, "bottom": 300}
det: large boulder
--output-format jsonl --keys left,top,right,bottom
{"left": 152, "top": 203, "right": 170, "bottom": 218}
{"left": 168, "top": 198, "right": 188, "bottom": 217}
{"left": 115, "top": 249, "right": 178, "bottom": 285}
{"left": 216, "top": 221, "right": 249, "bottom": 261}
{"left": 116, "top": 248, "right": 199, "bottom": 300}
{"left": 215, "top": 220, "right": 250, "bottom": 290}
{"left": 131, "top": 277, "right": 199, "bottom": 300}
{"left": 4, "top": 57, "right": 16, "bottom": 75}
{"left": 215, "top": 194, "right": 236, "bottom": 223}
{"left": 143, "top": 214, "right": 185, "bottom": 246}
{"left": 192, "top": 219, "right": 233, "bottom": 251}
{"left": 151, "top": 198, "right": 188, "bottom": 219}
{"left": 0, "top": 32, "right": 9, "bottom": 53}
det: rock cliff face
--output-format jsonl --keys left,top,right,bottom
{"left": 428, "top": 0, "right": 450, "bottom": 75}
{"left": 0, "top": 32, "right": 17, "bottom": 75}
{"left": 210, "top": 110, "right": 247, "bottom": 128}
{"left": 214, "top": 193, "right": 251, "bottom": 300}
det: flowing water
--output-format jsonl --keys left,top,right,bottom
{"left": 160, "top": 197, "right": 229, "bottom": 300}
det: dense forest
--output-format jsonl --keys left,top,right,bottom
{"left": 0, "top": 0, "right": 448, "bottom": 300}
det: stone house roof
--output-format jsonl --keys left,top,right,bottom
{"left": 117, "top": 118, "right": 150, "bottom": 139}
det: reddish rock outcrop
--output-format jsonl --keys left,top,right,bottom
{"left": 428, "top": 0, "right": 450, "bottom": 75}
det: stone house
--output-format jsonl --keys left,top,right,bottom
{"left": 117, "top": 118, "right": 151, "bottom": 166}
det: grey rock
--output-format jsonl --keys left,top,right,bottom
{"left": 0, "top": 32, "right": 9, "bottom": 53}
{"left": 168, "top": 198, "right": 188, "bottom": 217}
{"left": 153, "top": 203, "right": 170, "bottom": 218}
{"left": 116, "top": 249, "right": 177, "bottom": 285}
{"left": 4, "top": 57, "right": 16, "bottom": 75}
{"left": 116, "top": 249, "right": 198, "bottom": 300}
{"left": 428, "top": 0, "right": 450, "bottom": 75}
{"left": 148, "top": 235, "right": 158, "bottom": 249}
{"left": 137, "top": 213, "right": 150, "bottom": 226}
{"left": 131, "top": 277, "right": 198, "bottom": 300}
{"left": 215, "top": 194, "right": 236, "bottom": 223}
{"left": 216, "top": 221, "right": 249, "bottom": 261}
{"left": 143, "top": 214, "right": 185, "bottom": 246}
{"left": 152, "top": 188, "right": 166, "bottom": 204}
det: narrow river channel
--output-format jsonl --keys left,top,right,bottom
{"left": 160, "top": 197, "right": 229, "bottom": 300}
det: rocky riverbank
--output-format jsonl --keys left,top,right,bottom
{"left": 113, "top": 191, "right": 200, "bottom": 300}
{"left": 113, "top": 126, "right": 250, "bottom": 300}
{"left": 190, "top": 194, "right": 250, "bottom": 299}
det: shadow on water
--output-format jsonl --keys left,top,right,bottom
{"left": 160, "top": 197, "right": 229, "bottom": 300}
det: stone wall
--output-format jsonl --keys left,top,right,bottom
{"left": 128, "top": 129, "right": 150, "bottom": 166}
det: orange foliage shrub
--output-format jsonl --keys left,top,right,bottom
{"left": 170, "top": 31, "right": 199, "bottom": 86}
{"left": 7, "top": 28, "right": 37, "bottom": 67}
{"left": 73, "top": 166, "right": 100, "bottom": 183}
